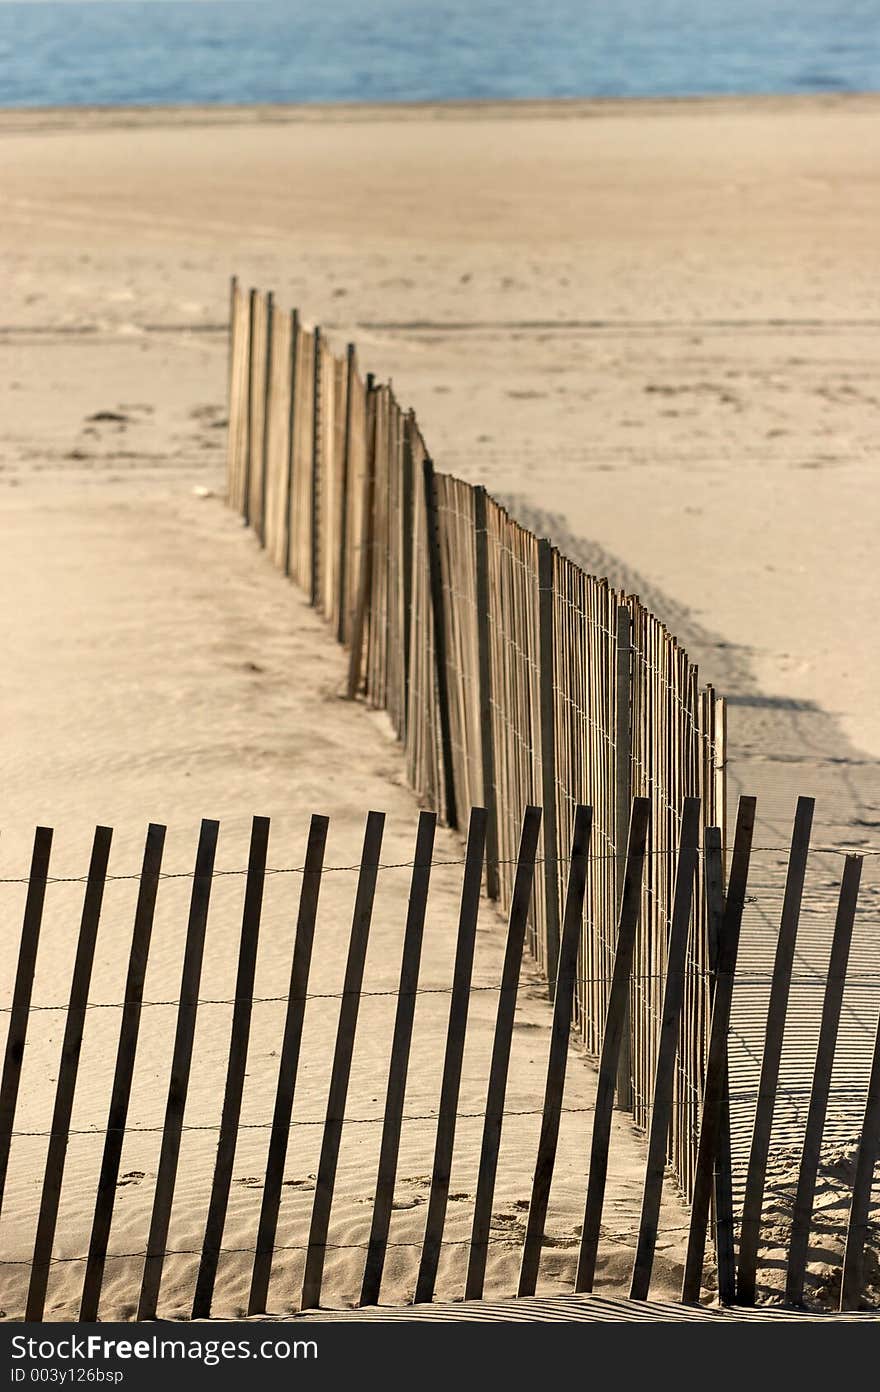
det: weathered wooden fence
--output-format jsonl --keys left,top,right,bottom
{"left": 0, "top": 798, "right": 876, "bottom": 1320}
{"left": 225, "top": 279, "right": 726, "bottom": 1201}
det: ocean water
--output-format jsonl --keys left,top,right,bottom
{"left": 0, "top": 0, "right": 878, "bottom": 109}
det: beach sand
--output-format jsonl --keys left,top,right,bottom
{"left": 1, "top": 94, "right": 878, "bottom": 1319}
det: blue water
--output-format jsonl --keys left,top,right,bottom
{"left": 0, "top": 0, "right": 878, "bottom": 108}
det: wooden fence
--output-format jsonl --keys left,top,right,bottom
{"left": 225, "top": 279, "right": 726, "bottom": 1201}
{"left": 0, "top": 799, "right": 876, "bottom": 1320}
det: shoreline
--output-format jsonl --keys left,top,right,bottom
{"left": 1, "top": 88, "right": 879, "bottom": 135}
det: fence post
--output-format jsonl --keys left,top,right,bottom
{"left": 137, "top": 819, "right": 219, "bottom": 1322}
{"left": 400, "top": 413, "right": 415, "bottom": 727}
{"left": 785, "top": 853, "right": 862, "bottom": 1306}
{"left": 736, "top": 795, "right": 814, "bottom": 1303}
{"left": 575, "top": 798, "right": 650, "bottom": 1292}
{"left": 346, "top": 376, "right": 376, "bottom": 700}
{"left": 841, "top": 1002, "right": 880, "bottom": 1310}
{"left": 415, "top": 808, "right": 487, "bottom": 1304}
{"left": 301, "top": 811, "right": 385, "bottom": 1311}
{"left": 465, "top": 805, "right": 542, "bottom": 1300}
{"left": 423, "top": 455, "right": 458, "bottom": 831}
{"left": 226, "top": 274, "right": 237, "bottom": 426}
{"left": 615, "top": 603, "right": 633, "bottom": 1109}
{"left": 258, "top": 290, "right": 274, "bottom": 549}
{"left": 243, "top": 287, "right": 256, "bottom": 527}
{"left": 519, "top": 804, "right": 592, "bottom": 1296}
{"left": 537, "top": 539, "right": 560, "bottom": 986}
{"left": 473, "top": 486, "right": 500, "bottom": 900}
{"left": 310, "top": 324, "right": 322, "bottom": 607}
{"left": 80, "top": 823, "right": 166, "bottom": 1322}
{"left": 27, "top": 826, "right": 113, "bottom": 1322}
{"left": 681, "top": 801, "right": 756, "bottom": 1304}
{"left": 283, "top": 308, "right": 300, "bottom": 580}
{"left": 336, "top": 343, "right": 356, "bottom": 643}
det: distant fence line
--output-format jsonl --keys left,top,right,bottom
{"left": 225, "top": 278, "right": 726, "bottom": 1198}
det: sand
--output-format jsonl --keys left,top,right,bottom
{"left": 1, "top": 94, "right": 878, "bottom": 1319}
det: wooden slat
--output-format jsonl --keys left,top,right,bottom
{"left": 422, "top": 456, "right": 458, "bottom": 831}
{"left": 575, "top": 797, "right": 650, "bottom": 1292}
{"left": 192, "top": 816, "right": 270, "bottom": 1317}
{"left": 360, "top": 811, "right": 436, "bottom": 1306}
{"left": 681, "top": 800, "right": 757, "bottom": 1302}
{"left": 614, "top": 605, "right": 633, "bottom": 1110}
{"left": 137, "top": 818, "right": 219, "bottom": 1321}
{"left": 243, "top": 287, "right": 256, "bottom": 527}
{"left": 464, "top": 804, "right": 542, "bottom": 1301}
{"left": 300, "top": 810, "right": 385, "bottom": 1311}
{"left": 258, "top": 291, "right": 274, "bottom": 548}
{"left": 629, "top": 795, "right": 702, "bottom": 1301}
{"left": 26, "top": 825, "right": 113, "bottom": 1321}
{"left": 283, "top": 309, "right": 300, "bottom": 579}
{"left": 785, "top": 853, "right": 862, "bottom": 1306}
{"left": 537, "top": 539, "right": 560, "bottom": 983}
{"left": 248, "top": 814, "right": 328, "bottom": 1316}
{"left": 736, "top": 795, "right": 814, "bottom": 1303}
{"left": 346, "top": 377, "right": 376, "bottom": 700}
{"left": 80, "top": 823, "right": 166, "bottom": 1321}
{"left": 0, "top": 825, "right": 53, "bottom": 1220}
{"left": 414, "top": 807, "right": 487, "bottom": 1304}
{"left": 473, "top": 489, "right": 500, "bottom": 902}
{"left": 336, "top": 343, "right": 356, "bottom": 642}
{"left": 704, "top": 825, "right": 735, "bottom": 1304}
{"left": 840, "top": 999, "right": 880, "bottom": 1309}
{"left": 310, "top": 325, "right": 322, "bottom": 607}
{"left": 518, "top": 805, "right": 592, "bottom": 1296}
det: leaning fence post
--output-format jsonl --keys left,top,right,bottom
{"left": 785, "top": 853, "right": 862, "bottom": 1306}
{"left": 705, "top": 825, "right": 735, "bottom": 1305}
{"left": 615, "top": 604, "right": 633, "bottom": 1109}
{"left": 27, "top": 826, "right": 113, "bottom": 1322}
{"left": 283, "top": 308, "right": 300, "bottom": 580}
{"left": 258, "top": 290, "right": 274, "bottom": 549}
{"left": 423, "top": 455, "right": 458, "bottom": 831}
{"left": 336, "top": 343, "right": 356, "bottom": 643}
{"left": 473, "top": 486, "right": 500, "bottom": 900}
{"left": 537, "top": 539, "right": 560, "bottom": 986}
{"left": 310, "top": 325, "right": 322, "bottom": 607}
{"left": 681, "top": 800, "right": 756, "bottom": 1304}
{"left": 841, "top": 999, "right": 880, "bottom": 1310}
{"left": 346, "top": 376, "right": 377, "bottom": 700}
{"left": 243, "top": 287, "right": 257, "bottom": 528}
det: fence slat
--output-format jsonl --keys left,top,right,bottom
{"left": 243, "top": 287, "right": 256, "bottom": 527}
{"left": 840, "top": 999, "right": 880, "bottom": 1310}
{"left": 575, "top": 798, "right": 650, "bottom": 1292}
{"left": 258, "top": 291, "right": 274, "bottom": 548}
{"left": 681, "top": 800, "right": 757, "bottom": 1303}
{"left": 465, "top": 804, "right": 542, "bottom": 1301}
{"left": 283, "top": 308, "right": 300, "bottom": 579}
{"left": 537, "top": 539, "right": 560, "bottom": 983}
{"left": 0, "top": 826, "right": 53, "bottom": 1221}
{"left": 336, "top": 343, "right": 356, "bottom": 642}
{"left": 248, "top": 814, "right": 328, "bottom": 1316}
{"left": 360, "top": 810, "right": 437, "bottom": 1306}
{"left": 472, "top": 488, "right": 500, "bottom": 901}
{"left": 629, "top": 795, "right": 702, "bottom": 1301}
{"left": 309, "top": 325, "right": 322, "bottom": 607}
{"left": 785, "top": 853, "right": 862, "bottom": 1306}
{"left": 518, "top": 805, "right": 592, "bottom": 1297}
{"left": 301, "top": 810, "right": 385, "bottom": 1311}
{"left": 736, "top": 795, "right": 814, "bottom": 1303}
{"left": 704, "top": 825, "right": 735, "bottom": 1304}
{"left": 192, "top": 816, "right": 270, "bottom": 1318}
{"left": 346, "top": 377, "right": 376, "bottom": 700}
{"left": 614, "top": 605, "right": 634, "bottom": 1110}
{"left": 80, "top": 823, "right": 166, "bottom": 1321}
{"left": 26, "top": 825, "right": 113, "bottom": 1321}
{"left": 414, "top": 808, "right": 487, "bottom": 1304}
{"left": 137, "top": 818, "right": 219, "bottom": 1321}
{"left": 423, "top": 456, "right": 458, "bottom": 831}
